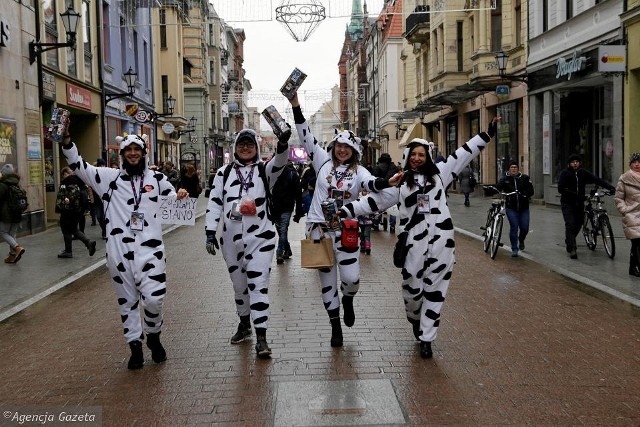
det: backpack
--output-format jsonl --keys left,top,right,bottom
{"left": 56, "top": 184, "right": 82, "bottom": 213}
{"left": 222, "top": 162, "right": 275, "bottom": 224}
{"left": 5, "top": 183, "right": 29, "bottom": 222}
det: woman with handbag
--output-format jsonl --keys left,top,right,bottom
{"left": 288, "top": 92, "right": 392, "bottom": 348}
{"left": 340, "top": 117, "right": 500, "bottom": 359}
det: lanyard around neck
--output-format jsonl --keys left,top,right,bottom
{"left": 235, "top": 164, "right": 255, "bottom": 197}
{"left": 130, "top": 175, "right": 145, "bottom": 210}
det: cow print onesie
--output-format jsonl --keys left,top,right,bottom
{"left": 62, "top": 139, "right": 177, "bottom": 343}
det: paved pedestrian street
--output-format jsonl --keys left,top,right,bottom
{"left": 0, "top": 217, "right": 638, "bottom": 426}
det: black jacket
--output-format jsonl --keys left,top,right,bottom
{"left": 271, "top": 164, "right": 303, "bottom": 217}
{"left": 558, "top": 167, "right": 615, "bottom": 207}
{"left": 372, "top": 159, "right": 399, "bottom": 180}
{"left": 496, "top": 172, "right": 534, "bottom": 211}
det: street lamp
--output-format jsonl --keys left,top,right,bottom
{"left": 495, "top": 51, "right": 528, "bottom": 82}
{"left": 105, "top": 67, "right": 138, "bottom": 103}
{"left": 177, "top": 116, "right": 197, "bottom": 137}
{"left": 29, "top": 5, "right": 81, "bottom": 64}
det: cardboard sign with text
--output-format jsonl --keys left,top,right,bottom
{"left": 159, "top": 197, "right": 197, "bottom": 226}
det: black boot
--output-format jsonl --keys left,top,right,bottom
{"left": 420, "top": 341, "right": 433, "bottom": 359}
{"left": 146, "top": 332, "right": 167, "bottom": 363}
{"left": 128, "top": 340, "right": 144, "bottom": 370}
{"left": 328, "top": 309, "right": 343, "bottom": 347}
{"left": 230, "top": 315, "right": 252, "bottom": 344}
{"left": 629, "top": 255, "right": 640, "bottom": 277}
{"left": 342, "top": 296, "right": 355, "bottom": 327}
{"left": 254, "top": 328, "right": 272, "bottom": 359}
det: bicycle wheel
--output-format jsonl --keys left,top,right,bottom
{"left": 583, "top": 211, "right": 596, "bottom": 250}
{"left": 482, "top": 210, "right": 493, "bottom": 253}
{"left": 490, "top": 214, "right": 503, "bottom": 260}
{"left": 599, "top": 215, "right": 616, "bottom": 259}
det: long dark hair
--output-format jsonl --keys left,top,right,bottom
{"left": 402, "top": 143, "right": 440, "bottom": 189}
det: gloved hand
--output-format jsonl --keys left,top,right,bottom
{"left": 278, "top": 124, "right": 292, "bottom": 145}
{"left": 293, "top": 211, "right": 304, "bottom": 223}
{"left": 205, "top": 234, "right": 219, "bottom": 256}
{"left": 487, "top": 118, "right": 498, "bottom": 138}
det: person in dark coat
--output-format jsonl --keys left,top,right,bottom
{"left": 557, "top": 154, "right": 616, "bottom": 259}
{"left": 179, "top": 164, "right": 201, "bottom": 198}
{"left": 0, "top": 164, "right": 26, "bottom": 263}
{"left": 272, "top": 162, "right": 304, "bottom": 264}
{"left": 495, "top": 161, "right": 535, "bottom": 257}
{"left": 56, "top": 167, "right": 96, "bottom": 258}
{"left": 457, "top": 166, "right": 474, "bottom": 206}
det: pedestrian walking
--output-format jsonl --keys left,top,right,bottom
{"left": 205, "top": 127, "right": 291, "bottom": 359}
{"left": 372, "top": 153, "right": 399, "bottom": 231}
{"left": 272, "top": 162, "right": 304, "bottom": 264}
{"left": 178, "top": 164, "right": 202, "bottom": 199}
{"left": 59, "top": 132, "right": 189, "bottom": 369}
{"left": 288, "top": 92, "right": 393, "bottom": 348}
{"left": 300, "top": 163, "right": 316, "bottom": 214}
{"left": 614, "top": 152, "right": 640, "bottom": 277}
{"left": 340, "top": 117, "right": 500, "bottom": 359}
{"left": 495, "top": 161, "right": 534, "bottom": 257}
{"left": 55, "top": 167, "right": 96, "bottom": 259}
{"left": 0, "top": 164, "right": 26, "bottom": 264}
{"left": 558, "top": 154, "right": 616, "bottom": 259}
{"left": 161, "top": 161, "right": 180, "bottom": 189}
{"left": 457, "top": 165, "right": 474, "bottom": 206}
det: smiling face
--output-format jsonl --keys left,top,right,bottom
{"left": 123, "top": 145, "right": 143, "bottom": 166}
{"left": 333, "top": 142, "right": 354, "bottom": 164}
{"left": 409, "top": 145, "right": 428, "bottom": 170}
{"left": 235, "top": 138, "right": 257, "bottom": 163}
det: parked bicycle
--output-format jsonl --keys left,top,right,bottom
{"left": 583, "top": 186, "right": 615, "bottom": 259}
{"left": 481, "top": 186, "right": 517, "bottom": 260}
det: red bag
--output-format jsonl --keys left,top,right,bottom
{"left": 341, "top": 219, "right": 359, "bottom": 249}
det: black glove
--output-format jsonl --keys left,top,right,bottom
{"left": 277, "top": 124, "right": 292, "bottom": 145}
{"left": 487, "top": 119, "right": 498, "bottom": 138}
{"left": 205, "top": 233, "right": 219, "bottom": 255}
{"left": 293, "top": 211, "right": 304, "bottom": 223}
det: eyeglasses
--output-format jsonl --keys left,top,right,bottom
{"left": 237, "top": 141, "right": 256, "bottom": 148}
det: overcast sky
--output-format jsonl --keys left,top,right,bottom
{"left": 212, "top": 1, "right": 386, "bottom": 129}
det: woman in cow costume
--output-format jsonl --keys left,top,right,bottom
{"left": 205, "top": 128, "right": 291, "bottom": 359}
{"left": 61, "top": 133, "right": 188, "bottom": 369}
{"left": 287, "top": 93, "right": 392, "bottom": 348}
{"left": 340, "top": 117, "right": 499, "bottom": 359}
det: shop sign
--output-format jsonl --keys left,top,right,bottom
{"left": 66, "top": 84, "right": 92, "bottom": 110}
{"left": 555, "top": 50, "right": 587, "bottom": 81}
{"left": 1, "top": 18, "right": 10, "bottom": 47}
{"left": 42, "top": 71, "right": 56, "bottom": 100}
{"left": 597, "top": 45, "right": 625, "bottom": 73}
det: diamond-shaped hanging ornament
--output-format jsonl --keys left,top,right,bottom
{"left": 275, "top": 0, "right": 326, "bottom": 42}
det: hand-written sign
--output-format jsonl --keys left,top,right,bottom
{"left": 159, "top": 197, "right": 197, "bottom": 225}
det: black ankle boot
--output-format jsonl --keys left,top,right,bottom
{"left": 146, "top": 332, "right": 167, "bottom": 363}
{"left": 128, "top": 340, "right": 144, "bottom": 369}
{"left": 342, "top": 296, "right": 355, "bottom": 327}
{"left": 419, "top": 341, "right": 433, "bottom": 359}
{"left": 254, "top": 328, "right": 272, "bottom": 359}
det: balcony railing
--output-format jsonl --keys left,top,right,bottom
{"left": 405, "top": 5, "right": 430, "bottom": 43}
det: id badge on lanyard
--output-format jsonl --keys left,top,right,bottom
{"left": 130, "top": 176, "right": 145, "bottom": 231}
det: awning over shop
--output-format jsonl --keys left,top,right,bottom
{"left": 398, "top": 122, "right": 422, "bottom": 147}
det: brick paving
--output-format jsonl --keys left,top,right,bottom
{"left": 0, "top": 216, "right": 639, "bottom": 426}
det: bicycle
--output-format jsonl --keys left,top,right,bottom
{"left": 582, "top": 187, "right": 615, "bottom": 259}
{"left": 480, "top": 186, "right": 517, "bottom": 260}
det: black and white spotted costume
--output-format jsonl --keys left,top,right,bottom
{"left": 293, "top": 106, "right": 389, "bottom": 313}
{"left": 204, "top": 131, "right": 289, "bottom": 330}
{"left": 342, "top": 133, "right": 492, "bottom": 343}
{"left": 62, "top": 135, "right": 177, "bottom": 344}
